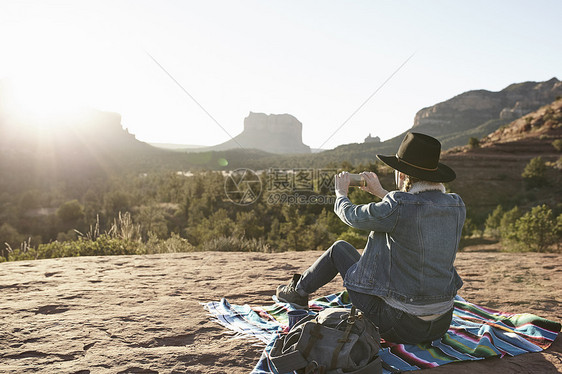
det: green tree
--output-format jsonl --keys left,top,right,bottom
{"left": 104, "top": 190, "right": 132, "bottom": 219}
{"left": 185, "top": 209, "right": 237, "bottom": 246}
{"left": 521, "top": 156, "right": 547, "bottom": 188}
{"left": 276, "top": 204, "right": 333, "bottom": 252}
{"left": 18, "top": 190, "right": 41, "bottom": 212}
{"left": 83, "top": 189, "right": 103, "bottom": 225}
{"left": 300, "top": 209, "right": 336, "bottom": 251}
{"left": 135, "top": 204, "right": 168, "bottom": 240}
{"left": 57, "top": 200, "right": 85, "bottom": 225}
{"left": 279, "top": 205, "right": 309, "bottom": 251}
{"left": 340, "top": 161, "right": 354, "bottom": 172}
{"left": 235, "top": 210, "right": 264, "bottom": 239}
{"left": 511, "top": 205, "right": 560, "bottom": 252}
{"left": 0, "top": 223, "right": 24, "bottom": 260}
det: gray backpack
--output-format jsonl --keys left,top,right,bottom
{"left": 270, "top": 306, "right": 382, "bottom": 374}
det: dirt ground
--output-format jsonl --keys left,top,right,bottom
{"left": 0, "top": 246, "right": 561, "bottom": 373}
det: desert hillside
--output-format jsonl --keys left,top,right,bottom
{"left": 413, "top": 77, "right": 562, "bottom": 149}
{"left": 442, "top": 98, "right": 562, "bottom": 217}
{"left": 1, "top": 247, "right": 560, "bottom": 373}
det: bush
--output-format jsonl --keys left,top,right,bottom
{"left": 468, "top": 137, "right": 480, "bottom": 149}
{"left": 461, "top": 217, "right": 479, "bottom": 239}
{"left": 7, "top": 232, "right": 202, "bottom": 260}
{"left": 337, "top": 229, "right": 365, "bottom": 249}
{"left": 8, "top": 235, "right": 141, "bottom": 261}
{"left": 140, "top": 232, "right": 196, "bottom": 254}
{"left": 553, "top": 139, "right": 562, "bottom": 152}
{"left": 508, "top": 205, "right": 561, "bottom": 252}
{"left": 521, "top": 156, "right": 548, "bottom": 188}
{"left": 56, "top": 230, "right": 78, "bottom": 242}
{"left": 484, "top": 205, "right": 505, "bottom": 239}
{"left": 200, "top": 236, "right": 272, "bottom": 252}
{"left": 499, "top": 206, "right": 522, "bottom": 242}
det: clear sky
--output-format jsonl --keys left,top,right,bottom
{"left": 1, "top": 0, "right": 560, "bottom": 150}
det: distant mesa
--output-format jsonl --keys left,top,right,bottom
{"left": 364, "top": 133, "right": 380, "bottom": 143}
{"left": 203, "top": 112, "right": 311, "bottom": 154}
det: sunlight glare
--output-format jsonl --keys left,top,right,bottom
{"left": 10, "top": 76, "right": 85, "bottom": 128}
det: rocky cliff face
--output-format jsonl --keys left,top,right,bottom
{"left": 412, "top": 78, "right": 562, "bottom": 149}
{"left": 207, "top": 112, "right": 311, "bottom": 154}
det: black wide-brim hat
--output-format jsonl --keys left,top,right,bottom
{"left": 377, "top": 132, "right": 456, "bottom": 183}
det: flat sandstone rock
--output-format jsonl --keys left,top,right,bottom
{"left": 0, "top": 250, "right": 561, "bottom": 373}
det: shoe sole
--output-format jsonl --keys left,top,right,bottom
{"left": 277, "top": 296, "right": 308, "bottom": 310}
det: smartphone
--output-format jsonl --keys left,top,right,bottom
{"left": 349, "top": 173, "right": 365, "bottom": 187}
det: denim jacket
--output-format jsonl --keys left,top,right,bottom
{"left": 335, "top": 185, "right": 465, "bottom": 304}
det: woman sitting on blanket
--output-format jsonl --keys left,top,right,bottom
{"left": 277, "top": 132, "right": 466, "bottom": 344}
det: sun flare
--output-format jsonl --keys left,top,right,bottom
{"left": 9, "top": 77, "right": 85, "bottom": 127}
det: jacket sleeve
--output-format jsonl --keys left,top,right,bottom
{"left": 333, "top": 193, "right": 399, "bottom": 232}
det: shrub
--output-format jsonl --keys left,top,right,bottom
{"left": 553, "top": 139, "right": 562, "bottom": 152}
{"left": 8, "top": 235, "right": 141, "bottom": 261}
{"left": 140, "top": 232, "right": 196, "bottom": 254}
{"left": 107, "top": 212, "right": 141, "bottom": 242}
{"left": 521, "top": 156, "right": 547, "bottom": 188}
{"left": 556, "top": 156, "right": 562, "bottom": 170}
{"left": 7, "top": 231, "right": 202, "bottom": 260}
{"left": 484, "top": 205, "right": 505, "bottom": 239}
{"left": 201, "top": 236, "right": 272, "bottom": 252}
{"left": 461, "top": 217, "right": 479, "bottom": 239}
{"left": 499, "top": 206, "right": 522, "bottom": 242}
{"left": 510, "top": 205, "right": 561, "bottom": 252}
{"left": 57, "top": 230, "right": 78, "bottom": 242}
{"left": 468, "top": 137, "right": 480, "bottom": 149}
{"left": 337, "top": 229, "right": 365, "bottom": 249}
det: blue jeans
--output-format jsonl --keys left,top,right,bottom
{"left": 297, "top": 240, "right": 452, "bottom": 344}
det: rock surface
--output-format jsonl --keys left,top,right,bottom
{"left": 1, "top": 249, "right": 561, "bottom": 373}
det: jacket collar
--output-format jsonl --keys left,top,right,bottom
{"left": 408, "top": 182, "right": 446, "bottom": 194}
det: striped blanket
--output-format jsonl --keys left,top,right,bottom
{"left": 204, "top": 291, "right": 560, "bottom": 373}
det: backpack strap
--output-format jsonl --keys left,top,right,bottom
{"left": 329, "top": 306, "right": 357, "bottom": 369}
{"left": 303, "top": 323, "right": 323, "bottom": 358}
{"left": 352, "top": 355, "right": 383, "bottom": 374}
{"left": 304, "top": 361, "right": 325, "bottom": 374}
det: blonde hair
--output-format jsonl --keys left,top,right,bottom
{"left": 402, "top": 175, "right": 422, "bottom": 192}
